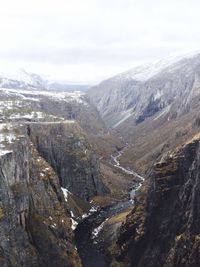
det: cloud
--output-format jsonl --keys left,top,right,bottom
{"left": 0, "top": 0, "right": 200, "bottom": 83}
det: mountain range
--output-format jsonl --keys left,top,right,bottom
{"left": 0, "top": 51, "right": 200, "bottom": 267}
{"left": 88, "top": 52, "right": 200, "bottom": 173}
{"left": 0, "top": 68, "right": 89, "bottom": 92}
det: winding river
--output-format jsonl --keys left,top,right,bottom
{"left": 75, "top": 147, "right": 144, "bottom": 267}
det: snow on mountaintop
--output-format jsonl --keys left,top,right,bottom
{"left": 0, "top": 68, "right": 45, "bottom": 89}
{"left": 0, "top": 69, "right": 36, "bottom": 84}
{"left": 115, "top": 51, "right": 200, "bottom": 82}
{"left": 0, "top": 68, "right": 89, "bottom": 92}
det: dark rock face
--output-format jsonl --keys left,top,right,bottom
{"left": 0, "top": 120, "right": 107, "bottom": 266}
{"left": 28, "top": 122, "right": 107, "bottom": 201}
{"left": 135, "top": 96, "right": 165, "bottom": 124}
{"left": 116, "top": 135, "right": 200, "bottom": 267}
{"left": 0, "top": 135, "right": 82, "bottom": 267}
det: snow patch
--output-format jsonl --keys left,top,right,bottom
{"left": 92, "top": 218, "right": 109, "bottom": 239}
{"left": 70, "top": 211, "right": 78, "bottom": 230}
{"left": 82, "top": 206, "right": 99, "bottom": 219}
{"left": 0, "top": 123, "right": 17, "bottom": 157}
{"left": 113, "top": 109, "right": 133, "bottom": 128}
{"left": 0, "top": 149, "right": 12, "bottom": 156}
{"left": 153, "top": 90, "right": 163, "bottom": 101}
{"left": 51, "top": 223, "right": 57, "bottom": 229}
{"left": 153, "top": 105, "right": 171, "bottom": 121}
{"left": 61, "top": 187, "right": 71, "bottom": 202}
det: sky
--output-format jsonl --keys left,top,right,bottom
{"left": 1, "top": 0, "right": 200, "bottom": 84}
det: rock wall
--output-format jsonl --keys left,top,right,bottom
{"left": 115, "top": 134, "right": 200, "bottom": 267}
{"left": 28, "top": 122, "right": 107, "bottom": 201}
{"left": 0, "top": 135, "right": 82, "bottom": 267}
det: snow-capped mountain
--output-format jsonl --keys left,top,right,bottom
{"left": 0, "top": 69, "right": 89, "bottom": 92}
{"left": 114, "top": 52, "right": 198, "bottom": 82}
{"left": 88, "top": 51, "right": 200, "bottom": 173}
{"left": 88, "top": 51, "right": 200, "bottom": 127}
{"left": 0, "top": 69, "right": 46, "bottom": 90}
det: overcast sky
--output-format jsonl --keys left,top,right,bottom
{"left": 1, "top": 0, "right": 200, "bottom": 84}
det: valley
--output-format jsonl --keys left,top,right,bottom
{"left": 0, "top": 52, "right": 200, "bottom": 267}
{"left": 75, "top": 146, "right": 144, "bottom": 267}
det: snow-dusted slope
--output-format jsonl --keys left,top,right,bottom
{"left": 0, "top": 69, "right": 46, "bottom": 90}
{"left": 114, "top": 51, "right": 200, "bottom": 82}
{"left": 0, "top": 69, "right": 89, "bottom": 92}
{"left": 0, "top": 87, "right": 88, "bottom": 124}
{"left": 1, "top": 69, "right": 44, "bottom": 86}
{"left": 88, "top": 52, "right": 200, "bottom": 128}
{"left": 88, "top": 52, "right": 200, "bottom": 175}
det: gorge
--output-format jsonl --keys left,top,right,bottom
{"left": 0, "top": 52, "right": 200, "bottom": 267}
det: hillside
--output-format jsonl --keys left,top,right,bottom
{"left": 1, "top": 53, "right": 200, "bottom": 267}
{"left": 114, "top": 133, "right": 200, "bottom": 267}
{"left": 88, "top": 53, "right": 200, "bottom": 173}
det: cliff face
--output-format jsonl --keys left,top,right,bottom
{"left": 28, "top": 122, "right": 107, "bottom": 201}
{"left": 116, "top": 134, "right": 200, "bottom": 267}
{"left": 0, "top": 121, "right": 108, "bottom": 266}
{"left": 0, "top": 135, "right": 81, "bottom": 267}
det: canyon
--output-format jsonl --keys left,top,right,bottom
{"left": 0, "top": 52, "right": 200, "bottom": 267}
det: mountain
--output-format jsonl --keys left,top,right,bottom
{"left": 0, "top": 69, "right": 89, "bottom": 92}
{"left": 113, "top": 133, "right": 200, "bottom": 267}
{"left": 88, "top": 52, "right": 200, "bottom": 173}
{"left": 1, "top": 52, "right": 200, "bottom": 267}
{"left": 86, "top": 52, "right": 200, "bottom": 267}
{"left": 88, "top": 52, "right": 200, "bottom": 127}
{"left": 0, "top": 120, "right": 106, "bottom": 266}
{"left": 0, "top": 69, "right": 46, "bottom": 90}
{"left": 46, "top": 82, "right": 89, "bottom": 92}
{"left": 0, "top": 83, "right": 120, "bottom": 266}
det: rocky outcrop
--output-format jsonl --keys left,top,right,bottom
{"left": 115, "top": 134, "right": 200, "bottom": 267}
{"left": 28, "top": 122, "right": 107, "bottom": 201}
{"left": 0, "top": 134, "right": 82, "bottom": 267}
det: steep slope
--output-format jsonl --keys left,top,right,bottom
{"left": 0, "top": 86, "right": 124, "bottom": 175}
{"left": 28, "top": 122, "right": 107, "bottom": 201}
{"left": 88, "top": 52, "right": 200, "bottom": 126}
{"left": 0, "top": 86, "right": 133, "bottom": 205}
{"left": 114, "top": 133, "right": 200, "bottom": 267}
{"left": 0, "top": 128, "right": 81, "bottom": 267}
{"left": 0, "top": 116, "right": 111, "bottom": 266}
{"left": 88, "top": 53, "right": 200, "bottom": 173}
{"left": 0, "top": 88, "right": 107, "bottom": 136}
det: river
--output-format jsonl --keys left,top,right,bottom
{"left": 75, "top": 147, "right": 144, "bottom": 267}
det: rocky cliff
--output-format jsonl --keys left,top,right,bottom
{"left": 0, "top": 135, "right": 81, "bottom": 266}
{"left": 115, "top": 134, "right": 200, "bottom": 267}
{"left": 28, "top": 122, "right": 107, "bottom": 201}
{"left": 0, "top": 121, "right": 108, "bottom": 266}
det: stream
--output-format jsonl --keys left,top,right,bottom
{"left": 75, "top": 147, "right": 144, "bottom": 267}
